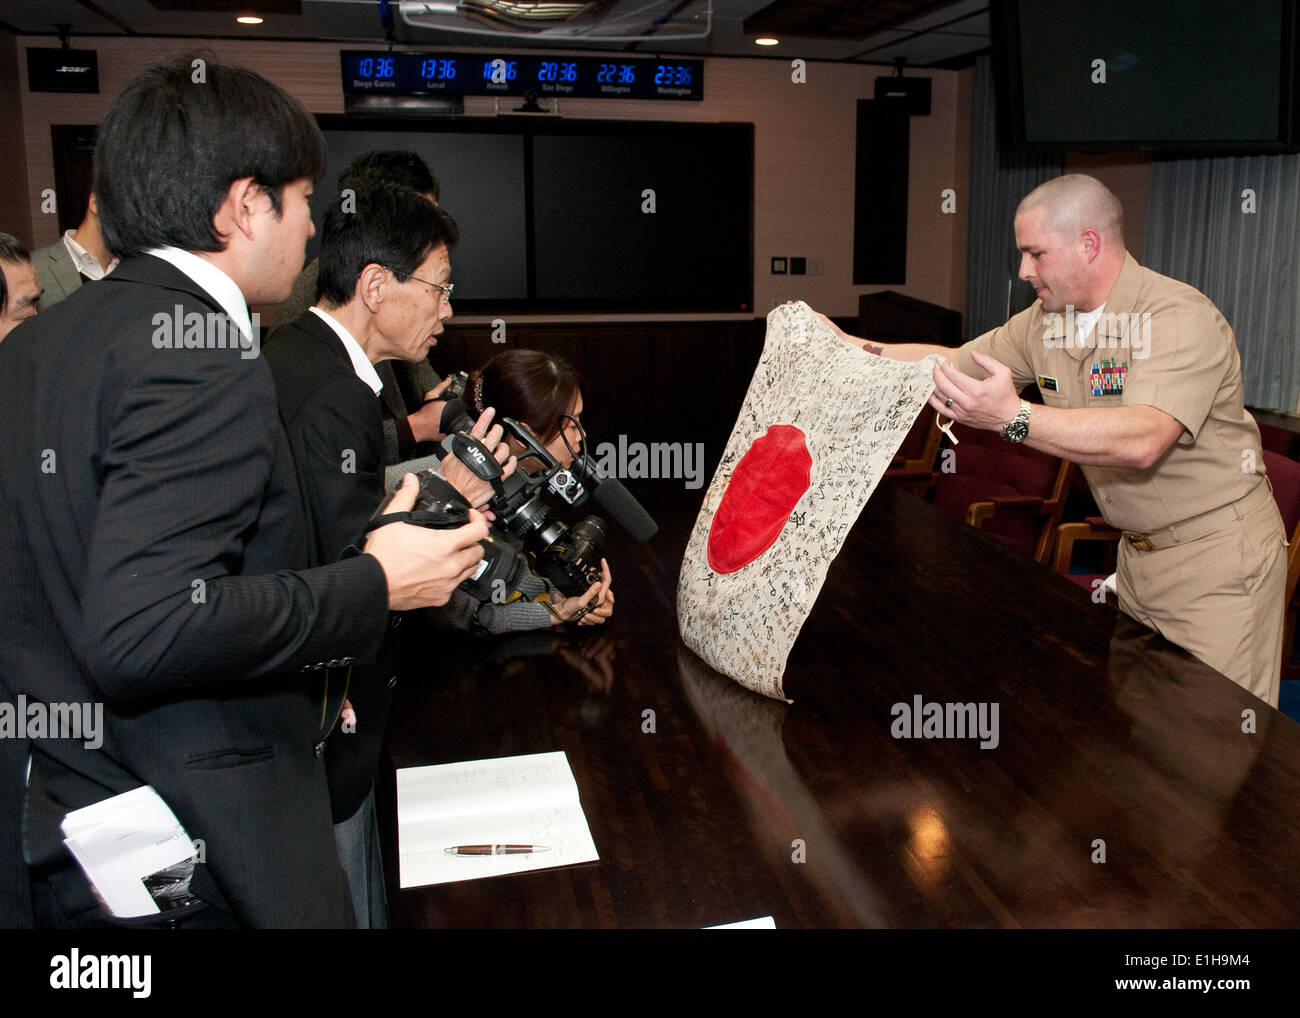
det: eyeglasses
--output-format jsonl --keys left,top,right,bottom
{"left": 559, "top": 412, "right": 585, "bottom": 459}
{"left": 386, "top": 267, "right": 454, "bottom": 304}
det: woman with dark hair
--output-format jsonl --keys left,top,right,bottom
{"left": 436, "top": 349, "right": 615, "bottom": 632}
{"left": 468, "top": 348, "right": 585, "bottom": 470}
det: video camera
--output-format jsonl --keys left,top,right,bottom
{"left": 366, "top": 467, "right": 530, "bottom": 603}
{"left": 437, "top": 412, "right": 605, "bottom": 597}
{"left": 375, "top": 382, "right": 657, "bottom": 602}
{"left": 435, "top": 393, "right": 657, "bottom": 597}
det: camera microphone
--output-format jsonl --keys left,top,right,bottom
{"left": 569, "top": 455, "right": 658, "bottom": 543}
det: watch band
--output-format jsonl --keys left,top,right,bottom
{"left": 1002, "top": 400, "right": 1032, "bottom": 443}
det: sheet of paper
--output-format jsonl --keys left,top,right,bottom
{"left": 397, "top": 751, "right": 599, "bottom": 888}
{"left": 61, "top": 785, "right": 197, "bottom": 918}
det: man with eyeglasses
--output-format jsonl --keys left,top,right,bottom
{"left": 263, "top": 179, "right": 514, "bottom": 926}
{"left": 267, "top": 149, "right": 453, "bottom": 468}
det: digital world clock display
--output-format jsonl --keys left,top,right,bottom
{"left": 341, "top": 51, "right": 703, "bottom": 101}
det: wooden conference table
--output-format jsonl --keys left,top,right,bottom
{"left": 379, "top": 483, "right": 1300, "bottom": 929}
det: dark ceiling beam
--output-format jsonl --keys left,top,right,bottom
{"left": 144, "top": 0, "right": 302, "bottom": 11}
{"left": 744, "top": 0, "right": 910, "bottom": 38}
{"left": 842, "top": 5, "right": 988, "bottom": 62}
{"left": 743, "top": 0, "right": 974, "bottom": 41}
{"left": 76, "top": 0, "right": 138, "bottom": 35}
{"left": 927, "top": 45, "right": 986, "bottom": 70}
{"left": 860, "top": 0, "right": 968, "bottom": 36}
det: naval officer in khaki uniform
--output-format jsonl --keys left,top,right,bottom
{"left": 827, "top": 173, "right": 1287, "bottom": 706}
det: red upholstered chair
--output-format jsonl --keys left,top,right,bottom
{"left": 928, "top": 422, "right": 1075, "bottom": 564}
{"left": 1255, "top": 421, "right": 1298, "bottom": 458}
{"left": 1052, "top": 516, "right": 1122, "bottom": 604}
{"left": 883, "top": 413, "right": 943, "bottom": 495}
{"left": 1262, "top": 450, "right": 1300, "bottom": 681}
{"left": 1054, "top": 449, "right": 1300, "bottom": 679}
{"left": 1247, "top": 408, "right": 1300, "bottom": 459}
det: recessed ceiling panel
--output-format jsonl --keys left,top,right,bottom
{"left": 396, "top": 0, "right": 711, "bottom": 41}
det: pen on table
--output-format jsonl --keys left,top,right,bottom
{"left": 444, "top": 844, "right": 550, "bottom": 856}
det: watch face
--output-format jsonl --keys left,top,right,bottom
{"left": 1004, "top": 420, "right": 1030, "bottom": 443}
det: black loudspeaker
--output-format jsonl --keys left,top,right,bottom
{"left": 853, "top": 100, "right": 909, "bottom": 286}
{"left": 27, "top": 48, "right": 99, "bottom": 94}
{"left": 874, "top": 75, "right": 931, "bottom": 116}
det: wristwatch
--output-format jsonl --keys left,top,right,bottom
{"left": 1002, "top": 400, "right": 1031, "bottom": 443}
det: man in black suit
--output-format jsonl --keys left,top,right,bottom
{"left": 265, "top": 181, "right": 513, "bottom": 927}
{"left": 0, "top": 56, "right": 489, "bottom": 928}
{"left": 0, "top": 233, "right": 39, "bottom": 342}
{"left": 266, "top": 150, "right": 451, "bottom": 467}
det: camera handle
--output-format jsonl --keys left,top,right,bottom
{"left": 442, "top": 432, "right": 508, "bottom": 501}
{"left": 363, "top": 505, "right": 470, "bottom": 535}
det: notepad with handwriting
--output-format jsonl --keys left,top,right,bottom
{"left": 396, "top": 751, "right": 599, "bottom": 888}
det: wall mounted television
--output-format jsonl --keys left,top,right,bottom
{"left": 992, "top": 0, "right": 1300, "bottom": 152}
{"left": 312, "top": 116, "right": 754, "bottom": 314}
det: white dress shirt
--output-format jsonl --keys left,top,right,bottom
{"left": 309, "top": 306, "right": 383, "bottom": 395}
{"left": 144, "top": 246, "right": 255, "bottom": 342}
{"left": 63, "top": 229, "right": 119, "bottom": 280}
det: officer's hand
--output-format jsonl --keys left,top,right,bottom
{"left": 928, "top": 351, "right": 1022, "bottom": 430}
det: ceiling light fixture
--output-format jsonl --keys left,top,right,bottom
{"left": 754, "top": 37, "right": 778, "bottom": 46}
{"left": 236, "top": 16, "right": 264, "bottom": 25}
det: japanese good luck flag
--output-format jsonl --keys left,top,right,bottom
{"left": 676, "top": 301, "right": 942, "bottom": 700}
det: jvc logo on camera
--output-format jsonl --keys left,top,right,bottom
{"left": 50, "top": 950, "right": 151, "bottom": 998}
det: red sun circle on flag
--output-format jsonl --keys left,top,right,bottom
{"left": 706, "top": 424, "right": 812, "bottom": 574}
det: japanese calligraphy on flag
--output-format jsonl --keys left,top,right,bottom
{"left": 676, "top": 301, "right": 943, "bottom": 700}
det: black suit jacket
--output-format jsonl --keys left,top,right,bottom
{"left": 0, "top": 255, "right": 390, "bottom": 928}
{"left": 267, "top": 258, "right": 442, "bottom": 464}
{"left": 264, "top": 310, "right": 402, "bottom": 823}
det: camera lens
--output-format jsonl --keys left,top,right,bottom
{"left": 536, "top": 515, "right": 606, "bottom": 596}
{"left": 459, "top": 531, "right": 528, "bottom": 602}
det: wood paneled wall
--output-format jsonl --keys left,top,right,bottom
{"left": 0, "top": 31, "right": 32, "bottom": 248}
{"left": 433, "top": 318, "right": 766, "bottom": 476}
